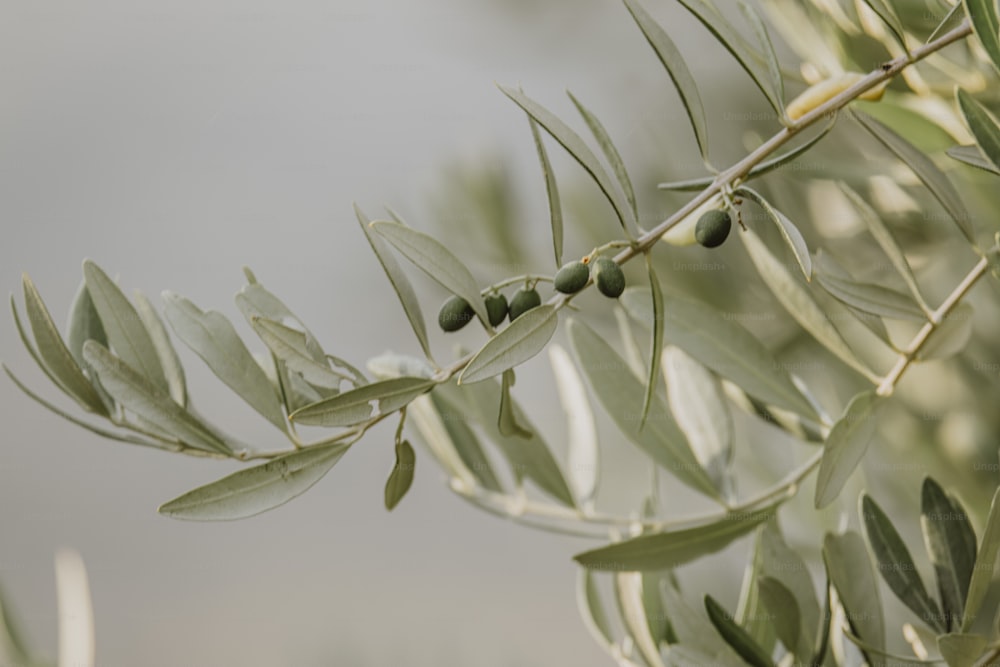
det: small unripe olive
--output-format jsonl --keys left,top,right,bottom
{"left": 695, "top": 209, "right": 732, "bottom": 248}
{"left": 554, "top": 261, "right": 590, "bottom": 294}
{"left": 438, "top": 295, "right": 474, "bottom": 332}
{"left": 592, "top": 258, "right": 626, "bottom": 299}
{"left": 485, "top": 293, "right": 509, "bottom": 327}
{"left": 508, "top": 288, "right": 541, "bottom": 321}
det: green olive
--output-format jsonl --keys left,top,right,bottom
{"left": 485, "top": 293, "right": 509, "bottom": 327}
{"left": 508, "top": 288, "right": 542, "bottom": 321}
{"left": 554, "top": 261, "right": 591, "bottom": 294}
{"left": 695, "top": 210, "right": 732, "bottom": 248}
{"left": 438, "top": 295, "right": 474, "bottom": 332}
{"left": 592, "top": 258, "right": 626, "bottom": 298}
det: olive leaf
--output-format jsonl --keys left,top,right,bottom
{"left": 549, "top": 344, "right": 599, "bottom": 511}
{"left": 758, "top": 577, "right": 802, "bottom": 659}
{"left": 735, "top": 186, "right": 812, "bottom": 280}
{"left": 370, "top": 220, "right": 489, "bottom": 326}
{"left": 384, "top": 440, "right": 416, "bottom": 511}
{"left": 159, "top": 443, "right": 350, "bottom": 520}
{"left": 938, "top": 633, "right": 988, "bottom": 667}
{"left": 251, "top": 318, "right": 349, "bottom": 390}
{"left": 497, "top": 370, "right": 532, "bottom": 438}
{"left": 354, "top": 205, "right": 433, "bottom": 361}
{"left": 921, "top": 477, "right": 978, "bottom": 631}
{"left": 704, "top": 595, "right": 774, "bottom": 667}
{"left": 946, "top": 145, "right": 1000, "bottom": 175}
{"left": 66, "top": 280, "right": 108, "bottom": 370}
{"left": 963, "top": 0, "right": 1000, "bottom": 74}
{"left": 639, "top": 256, "right": 664, "bottom": 430}
{"left": 234, "top": 279, "right": 326, "bottom": 364}
{"left": 814, "top": 251, "right": 926, "bottom": 322}
{"left": 734, "top": 530, "right": 777, "bottom": 656}
{"left": 815, "top": 391, "right": 882, "bottom": 509}
{"left": 759, "top": 521, "right": 820, "bottom": 662}
{"left": 527, "top": 118, "right": 564, "bottom": 267}
{"left": 622, "top": 0, "right": 709, "bottom": 161}
{"left": 289, "top": 377, "right": 436, "bottom": 428}
{"left": 927, "top": 0, "right": 964, "bottom": 43}
{"left": 0, "top": 583, "right": 33, "bottom": 667}
{"left": 614, "top": 573, "right": 668, "bottom": 667}
{"left": 133, "top": 291, "right": 187, "bottom": 407}
{"left": 810, "top": 251, "right": 893, "bottom": 345}
{"left": 917, "top": 302, "right": 973, "bottom": 361}
{"left": 853, "top": 111, "right": 974, "bottom": 244}
{"left": 576, "top": 570, "right": 616, "bottom": 656}
{"left": 737, "top": 0, "right": 784, "bottom": 111}
{"left": 660, "top": 584, "right": 754, "bottom": 667}
{"left": 957, "top": 88, "right": 1000, "bottom": 174}
{"left": 459, "top": 305, "right": 558, "bottom": 384}
{"left": 824, "top": 531, "right": 886, "bottom": 658}
{"left": 962, "top": 487, "right": 1000, "bottom": 632}
{"left": 858, "top": 0, "right": 907, "bottom": 52}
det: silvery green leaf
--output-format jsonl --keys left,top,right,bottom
{"left": 527, "top": 118, "right": 564, "bottom": 267}
{"left": 406, "top": 392, "right": 481, "bottom": 490}
{"left": 568, "top": 319, "right": 719, "bottom": 499}
{"left": 83, "top": 260, "right": 168, "bottom": 392}
{"left": 704, "top": 595, "right": 774, "bottom": 667}
{"left": 962, "top": 487, "right": 1000, "bottom": 632}
{"left": 742, "top": 229, "right": 877, "bottom": 382}
{"left": 251, "top": 318, "right": 348, "bottom": 390}
{"left": 325, "top": 354, "right": 369, "bottom": 387}
{"left": 574, "top": 503, "right": 779, "bottom": 571}
{"left": 354, "top": 204, "right": 433, "bottom": 360}
{"left": 757, "top": 577, "right": 802, "bottom": 659}
{"left": 614, "top": 307, "right": 647, "bottom": 378}
{"left": 661, "top": 584, "right": 747, "bottom": 667}
{"left": 927, "top": 0, "right": 964, "bottom": 43}
{"left": 736, "top": 186, "right": 812, "bottom": 280}
{"left": 734, "top": 530, "right": 777, "bottom": 656}
{"left": 759, "top": 521, "right": 819, "bottom": 661}
{"left": 814, "top": 254, "right": 926, "bottom": 322}
{"left": 366, "top": 352, "right": 434, "bottom": 381}
{"left": 549, "top": 344, "right": 599, "bottom": 511}
{"left": 963, "top": 0, "right": 1000, "bottom": 74}
{"left": 813, "top": 250, "right": 895, "bottom": 343}
{"left": 20, "top": 275, "right": 107, "bottom": 416}
{"left": 620, "top": 287, "right": 818, "bottom": 418}
{"left": 815, "top": 391, "right": 882, "bottom": 509}
{"left": 853, "top": 111, "right": 974, "bottom": 244}
{"left": 498, "top": 85, "right": 636, "bottom": 234}
{"left": 384, "top": 440, "right": 416, "bottom": 511}
{"left": 423, "top": 390, "right": 503, "bottom": 492}
{"left": 370, "top": 220, "right": 489, "bottom": 325}
{"left": 823, "top": 531, "right": 885, "bottom": 657}
{"left": 615, "top": 572, "right": 668, "bottom": 667}
{"left": 737, "top": 0, "right": 784, "bottom": 110}
{"left": 861, "top": 494, "right": 946, "bottom": 633}
{"left": 859, "top": 0, "right": 907, "bottom": 51}
{"left": 460, "top": 305, "right": 558, "bottom": 384}
{"left": 498, "top": 370, "right": 532, "bottom": 438}
{"left": 917, "top": 302, "right": 973, "bottom": 361}
{"left": 938, "top": 633, "right": 988, "bottom": 667}
{"left": 957, "top": 89, "right": 1000, "bottom": 175}
{"left": 921, "top": 477, "right": 977, "bottom": 632}
{"left": 568, "top": 90, "right": 638, "bottom": 222}
{"left": 289, "top": 377, "right": 435, "bottom": 427}
{"left": 133, "top": 291, "right": 187, "bottom": 407}
{"left": 639, "top": 257, "right": 664, "bottom": 430}
{"left": 158, "top": 443, "right": 350, "bottom": 520}
{"left": 82, "top": 341, "right": 230, "bottom": 455}
{"left": 663, "top": 346, "right": 733, "bottom": 501}
{"left": 234, "top": 279, "right": 327, "bottom": 364}
{"left": 66, "top": 280, "right": 107, "bottom": 369}
{"left": 623, "top": 0, "right": 708, "bottom": 161}
{"left": 162, "top": 292, "right": 286, "bottom": 433}
{"left": 577, "top": 569, "right": 616, "bottom": 652}
{"left": 946, "top": 145, "right": 1000, "bottom": 175}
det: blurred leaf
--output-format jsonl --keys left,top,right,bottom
{"left": 498, "top": 370, "right": 532, "bottom": 438}
{"left": 759, "top": 521, "right": 820, "bottom": 661}
{"left": 0, "top": 584, "right": 32, "bottom": 667}
{"left": 549, "top": 344, "right": 599, "bottom": 510}
{"left": 133, "top": 292, "right": 187, "bottom": 407}
{"left": 734, "top": 530, "right": 777, "bottom": 656}
{"left": 814, "top": 253, "right": 926, "bottom": 322}
{"left": 354, "top": 205, "right": 433, "bottom": 361}
{"left": 614, "top": 307, "right": 647, "bottom": 378}
{"left": 853, "top": 111, "right": 974, "bottom": 244}
{"left": 815, "top": 391, "right": 882, "bottom": 509}
{"left": 384, "top": 440, "right": 416, "bottom": 511}
{"left": 639, "top": 257, "right": 664, "bottom": 430}
{"left": 738, "top": 0, "right": 784, "bottom": 110}
{"left": 661, "top": 584, "right": 748, "bottom": 667}
{"left": 527, "top": 118, "right": 564, "bottom": 267}
{"left": 159, "top": 443, "right": 350, "bottom": 520}
{"left": 859, "top": 0, "right": 907, "bottom": 51}
{"left": 616, "top": 572, "right": 669, "bottom": 667}
{"left": 577, "top": 569, "right": 616, "bottom": 652}
{"left": 83, "top": 260, "right": 168, "bottom": 392}
{"left": 963, "top": 0, "right": 1000, "bottom": 74}
{"left": 66, "top": 280, "right": 107, "bottom": 369}
{"left": 574, "top": 503, "right": 778, "bottom": 571}
{"left": 946, "top": 145, "right": 1000, "bottom": 175}
{"left": 251, "top": 318, "right": 348, "bottom": 390}
{"left": 366, "top": 352, "right": 430, "bottom": 382}
{"left": 917, "top": 303, "right": 974, "bottom": 361}
{"left": 20, "top": 275, "right": 107, "bottom": 416}
{"left": 704, "top": 595, "right": 774, "bottom": 667}
{"left": 568, "top": 319, "right": 719, "bottom": 499}
{"left": 937, "top": 633, "right": 987, "bottom": 667}
{"left": 814, "top": 251, "right": 895, "bottom": 344}
{"left": 962, "top": 487, "right": 1000, "bottom": 632}
{"left": 814, "top": 577, "right": 833, "bottom": 666}
{"left": 861, "top": 494, "right": 946, "bottom": 633}
{"left": 620, "top": 287, "right": 817, "bottom": 419}
{"left": 498, "top": 84, "right": 636, "bottom": 234}
{"left": 921, "top": 477, "right": 978, "bottom": 631}
{"left": 824, "top": 531, "right": 886, "bottom": 657}
{"left": 460, "top": 305, "right": 558, "bottom": 384}
{"left": 54, "top": 549, "right": 94, "bottom": 667}
{"left": 927, "top": 1, "right": 964, "bottom": 43}
{"left": 163, "top": 292, "right": 286, "bottom": 433}
{"left": 290, "top": 377, "right": 435, "bottom": 427}
{"left": 957, "top": 89, "right": 1000, "bottom": 174}
{"left": 742, "top": 229, "right": 877, "bottom": 381}
{"left": 422, "top": 390, "right": 503, "bottom": 493}
{"left": 736, "top": 186, "right": 812, "bottom": 280}
{"left": 82, "top": 341, "right": 231, "bottom": 455}
{"left": 370, "top": 220, "right": 489, "bottom": 325}
{"left": 758, "top": 577, "right": 802, "bottom": 658}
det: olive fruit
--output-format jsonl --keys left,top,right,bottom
{"left": 508, "top": 287, "right": 541, "bottom": 321}
{"left": 592, "top": 258, "right": 626, "bottom": 298}
{"left": 438, "top": 295, "right": 474, "bottom": 332}
{"left": 695, "top": 209, "right": 732, "bottom": 248}
{"left": 485, "top": 293, "right": 509, "bottom": 327}
{"left": 554, "top": 261, "right": 590, "bottom": 294}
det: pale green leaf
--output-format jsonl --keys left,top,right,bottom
{"left": 917, "top": 303, "right": 974, "bottom": 361}
{"left": 927, "top": 1, "right": 965, "bottom": 44}
{"left": 616, "top": 572, "right": 669, "bottom": 667}
{"left": 662, "top": 585, "right": 747, "bottom": 667}
{"left": 133, "top": 291, "right": 187, "bottom": 407}
{"left": 759, "top": 521, "right": 819, "bottom": 661}
{"left": 704, "top": 595, "right": 774, "bottom": 667}
{"left": 736, "top": 186, "right": 812, "bottom": 279}
{"left": 957, "top": 88, "right": 1000, "bottom": 174}
{"left": 549, "top": 344, "right": 599, "bottom": 511}
{"left": 738, "top": 0, "right": 784, "bottom": 110}
{"left": 734, "top": 530, "right": 777, "bottom": 656}
{"left": 824, "top": 531, "right": 885, "bottom": 656}
{"left": 859, "top": 0, "right": 908, "bottom": 52}
{"left": 946, "top": 145, "right": 1000, "bottom": 175}
{"left": 234, "top": 281, "right": 326, "bottom": 365}
{"left": 498, "top": 370, "right": 532, "bottom": 438}
{"left": 938, "top": 632, "right": 987, "bottom": 667}
{"left": 527, "top": 118, "right": 564, "bottom": 267}
{"left": 66, "top": 280, "right": 107, "bottom": 369}
{"left": 963, "top": 0, "right": 1000, "bottom": 74}
{"left": 459, "top": 305, "right": 558, "bottom": 384}
{"left": 922, "top": 477, "right": 978, "bottom": 632}
{"left": 640, "top": 257, "right": 664, "bottom": 429}
{"left": 423, "top": 390, "right": 503, "bottom": 492}
{"left": 815, "top": 391, "right": 882, "bottom": 509}
{"left": 159, "top": 443, "right": 349, "bottom": 520}
{"left": 758, "top": 577, "right": 802, "bottom": 658}
{"left": 384, "top": 440, "right": 416, "bottom": 511}
{"left": 577, "top": 569, "right": 616, "bottom": 651}
{"left": 814, "top": 250, "right": 895, "bottom": 344}
{"left": 815, "top": 253, "right": 927, "bottom": 322}
{"left": 962, "top": 487, "right": 1000, "bottom": 632}
{"left": 251, "top": 318, "right": 349, "bottom": 390}
{"left": 289, "top": 377, "right": 435, "bottom": 427}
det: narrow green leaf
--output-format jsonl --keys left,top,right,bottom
{"left": 497, "top": 84, "right": 636, "bottom": 234}
{"left": 824, "top": 531, "right": 886, "bottom": 655}
{"left": 705, "top": 595, "right": 774, "bottom": 667}
{"left": 354, "top": 204, "right": 433, "bottom": 360}
{"left": 133, "top": 291, "right": 187, "bottom": 407}
{"left": 957, "top": 88, "right": 1000, "bottom": 173}
{"left": 290, "top": 377, "right": 435, "bottom": 427}
{"left": 814, "top": 577, "right": 833, "bottom": 666}
{"left": 497, "top": 370, "right": 532, "bottom": 438}
{"left": 938, "top": 633, "right": 988, "bottom": 667}
{"left": 234, "top": 281, "right": 326, "bottom": 363}
{"left": 567, "top": 90, "right": 638, "bottom": 222}
{"left": 861, "top": 494, "right": 946, "bottom": 633}
{"left": 735, "top": 186, "right": 812, "bottom": 279}
{"left": 742, "top": 229, "right": 877, "bottom": 381}
{"left": 927, "top": 1, "right": 965, "bottom": 44}
{"left": 963, "top": 0, "right": 1000, "bottom": 74}
{"left": 21, "top": 274, "right": 107, "bottom": 415}
{"left": 82, "top": 260, "right": 168, "bottom": 391}
{"left": 616, "top": 573, "right": 669, "bottom": 667}
{"left": 620, "top": 287, "right": 818, "bottom": 418}
{"left": 370, "top": 220, "right": 489, "bottom": 325}
{"left": 460, "top": 305, "right": 558, "bottom": 384}
{"left": 758, "top": 577, "right": 803, "bottom": 658}
{"left": 568, "top": 319, "right": 720, "bottom": 499}
{"left": 735, "top": 530, "right": 777, "bottom": 656}
{"left": 759, "top": 521, "right": 820, "bottom": 661}
{"left": 577, "top": 569, "right": 616, "bottom": 651}
{"left": 66, "top": 280, "right": 107, "bottom": 369}
{"left": 574, "top": 504, "right": 778, "bottom": 571}
{"left": 946, "top": 145, "right": 1000, "bottom": 175}
{"left": 422, "top": 390, "right": 503, "bottom": 492}
{"left": 662, "top": 585, "right": 747, "bottom": 667}
{"left": 815, "top": 391, "right": 882, "bottom": 509}
{"left": 917, "top": 302, "right": 974, "bottom": 361}
{"left": 527, "top": 118, "right": 564, "bottom": 267}
{"left": 639, "top": 257, "right": 664, "bottom": 429}
{"left": 0, "top": 584, "right": 33, "bottom": 667}
{"left": 859, "top": 0, "right": 908, "bottom": 52}
{"left": 251, "top": 318, "right": 348, "bottom": 390}
{"left": 384, "top": 440, "right": 416, "bottom": 511}
{"left": 814, "top": 251, "right": 895, "bottom": 344}
{"left": 922, "top": 477, "right": 978, "bottom": 631}
{"left": 549, "top": 344, "right": 599, "bottom": 511}
{"left": 162, "top": 292, "right": 286, "bottom": 432}
{"left": 82, "top": 341, "right": 231, "bottom": 455}
{"left": 815, "top": 253, "right": 927, "bottom": 322}
{"left": 737, "top": 0, "right": 784, "bottom": 110}
{"left": 159, "top": 444, "right": 349, "bottom": 520}
{"left": 962, "top": 487, "right": 1000, "bottom": 632}
{"left": 853, "top": 111, "right": 975, "bottom": 244}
